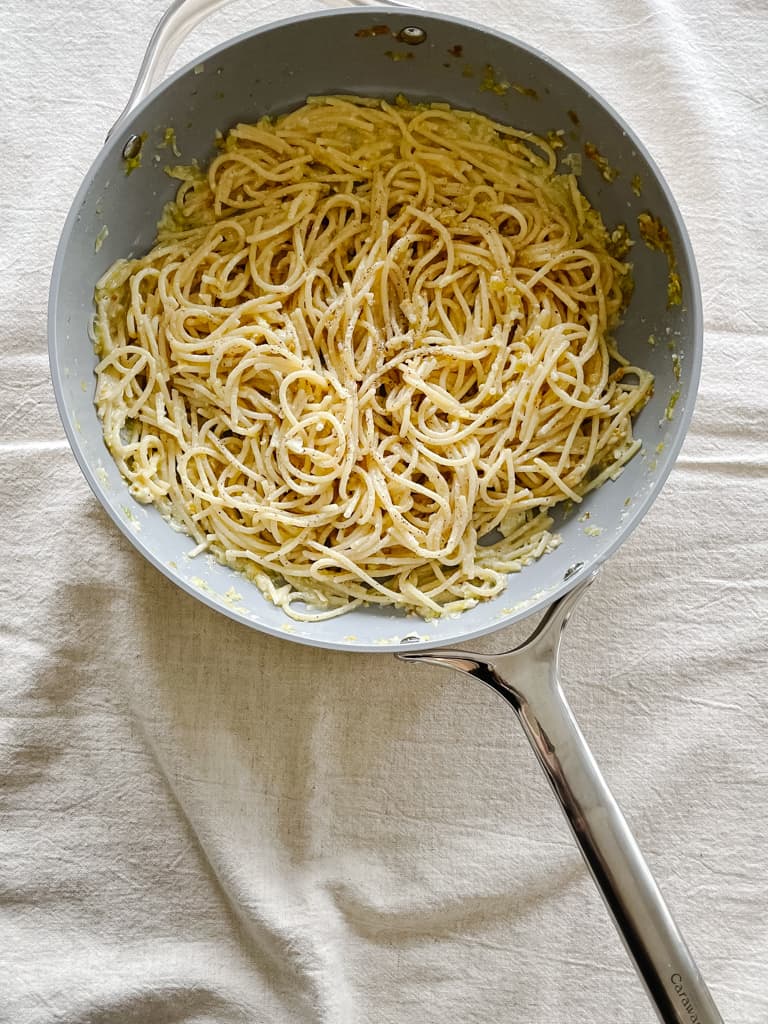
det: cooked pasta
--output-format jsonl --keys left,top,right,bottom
{"left": 94, "top": 95, "right": 652, "bottom": 620}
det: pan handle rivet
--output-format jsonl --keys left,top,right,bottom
{"left": 398, "top": 26, "right": 427, "bottom": 45}
{"left": 122, "top": 134, "right": 143, "bottom": 160}
{"left": 564, "top": 561, "right": 585, "bottom": 580}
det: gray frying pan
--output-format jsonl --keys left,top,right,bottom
{"left": 48, "top": 2, "right": 721, "bottom": 1021}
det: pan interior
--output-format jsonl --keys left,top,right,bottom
{"left": 49, "top": 8, "right": 701, "bottom": 652}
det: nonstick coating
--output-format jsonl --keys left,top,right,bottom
{"left": 48, "top": 7, "right": 702, "bottom": 652}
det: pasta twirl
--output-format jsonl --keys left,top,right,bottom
{"left": 94, "top": 95, "right": 652, "bottom": 620}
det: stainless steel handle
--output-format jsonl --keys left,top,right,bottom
{"left": 109, "top": 0, "right": 401, "bottom": 137}
{"left": 401, "top": 576, "right": 723, "bottom": 1024}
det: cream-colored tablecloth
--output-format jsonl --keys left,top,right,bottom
{"left": 1, "top": 1, "right": 766, "bottom": 1021}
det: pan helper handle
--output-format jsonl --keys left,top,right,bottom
{"left": 400, "top": 575, "right": 724, "bottom": 1024}
{"left": 108, "top": 0, "right": 403, "bottom": 138}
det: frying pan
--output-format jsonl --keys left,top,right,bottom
{"left": 48, "top": 2, "right": 721, "bottom": 1021}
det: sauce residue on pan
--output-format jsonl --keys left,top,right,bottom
{"left": 513, "top": 83, "right": 539, "bottom": 99}
{"left": 584, "top": 141, "right": 619, "bottom": 182}
{"left": 480, "top": 64, "right": 510, "bottom": 94}
{"left": 638, "top": 212, "right": 682, "bottom": 306}
{"left": 354, "top": 24, "right": 391, "bottom": 38}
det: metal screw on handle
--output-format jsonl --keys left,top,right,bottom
{"left": 401, "top": 575, "right": 724, "bottom": 1024}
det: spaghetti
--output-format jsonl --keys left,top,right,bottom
{"left": 94, "top": 95, "right": 652, "bottom": 620}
